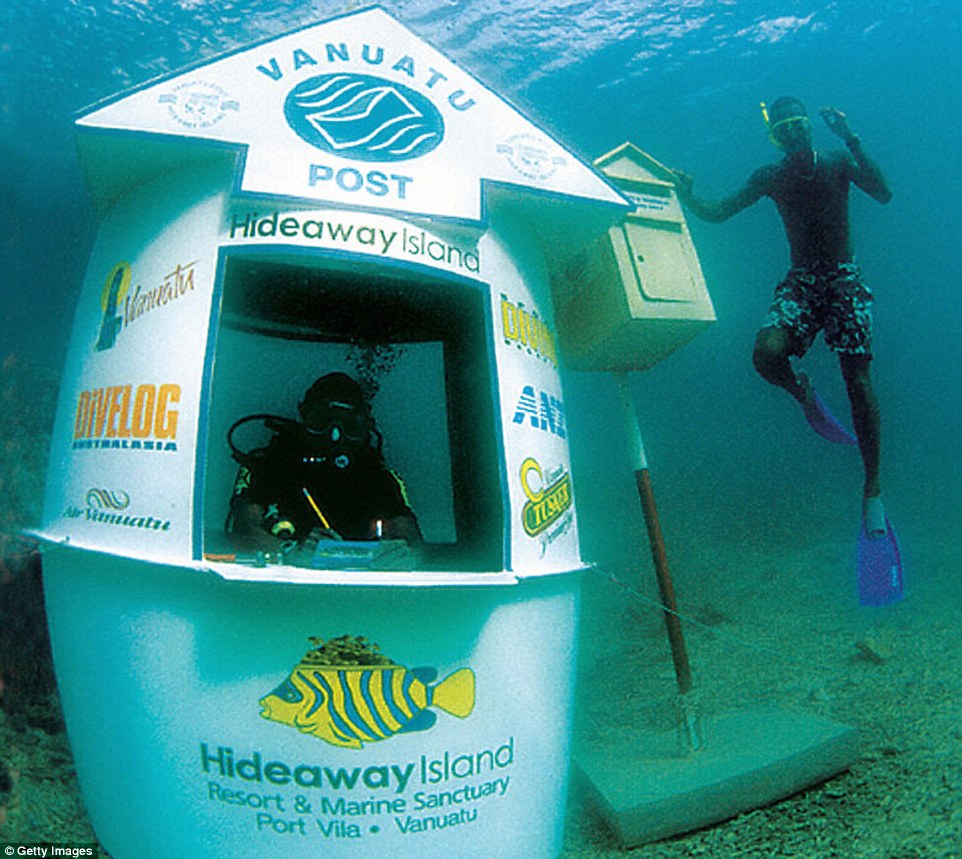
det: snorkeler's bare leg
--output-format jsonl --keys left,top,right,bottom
{"left": 840, "top": 354, "right": 881, "bottom": 500}
{"left": 752, "top": 326, "right": 809, "bottom": 405}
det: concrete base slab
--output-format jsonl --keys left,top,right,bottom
{"left": 576, "top": 707, "right": 859, "bottom": 847}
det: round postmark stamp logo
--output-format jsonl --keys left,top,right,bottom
{"left": 496, "top": 133, "right": 566, "bottom": 181}
{"left": 159, "top": 80, "right": 239, "bottom": 129}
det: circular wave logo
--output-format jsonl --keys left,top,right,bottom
{"left": 284, "top": 73, "right": 444, "bottom": 162}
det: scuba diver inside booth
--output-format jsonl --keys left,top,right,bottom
{"left": 227, "top": 371, "right": 423, "bottom": 569}
{"left": 203, "top": 253, "right": 502, "bottom": 572}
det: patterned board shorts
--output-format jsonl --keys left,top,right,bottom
{"left": 762, "top": 262, "right": 874, "bottom": 357}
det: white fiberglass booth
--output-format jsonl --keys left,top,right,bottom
{"left": 35, "top": 8, "right": 640, "bottom": 859}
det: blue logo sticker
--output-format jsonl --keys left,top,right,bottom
{"left": 284, "top": 73, "right": 444, "bottom": 162}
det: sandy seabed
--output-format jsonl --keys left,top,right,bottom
{"left": 1, "top": 356, "right": 960, "bottom": 857}
{"left": 565, "top": 518, "right": 962, "bottom": 859}
{"left": 2, "top": 511, "right": 960, "bottom": 858}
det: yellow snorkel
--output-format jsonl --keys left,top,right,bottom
{"left": 761, "top": 100, "right": 810, "bottom": 150}
{"left": 760, "top": 101, "right": 780, "bottom": 148}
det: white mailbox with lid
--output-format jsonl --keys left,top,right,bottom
{"left": 36, "top": 8, "right": 637, "bottom": 859}
{"left": 552, "top": 142, "right": 715, "bottom": 371}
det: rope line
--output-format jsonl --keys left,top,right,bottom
{"left": 591, "top": 565, "right": 834, "bottom": 672}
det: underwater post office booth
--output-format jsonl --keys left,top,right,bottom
{"left": 34, "top": 8, "right": 711, "bottom": 859}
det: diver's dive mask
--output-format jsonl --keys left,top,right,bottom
{"left": 299, "top": 399, "right": 375, "bottom": 470}
{"left": 302, "top": 400, "right": 371, "bottom": 443}
{"left": 760, "top": 101, "right": 811, "bottom": 149}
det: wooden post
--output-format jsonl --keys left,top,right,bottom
{"left": 634, "top": 466, "right": 693, "bottom": 695}
{"left": 615, "top": 372, "right": 693, "bottom": 696}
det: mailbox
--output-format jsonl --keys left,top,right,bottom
{"left": 553, "top": 142, "right": 715, "bottom": 371}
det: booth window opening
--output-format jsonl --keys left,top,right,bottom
{"left": 202, "top": 255, "right": 502, "bottom": 571}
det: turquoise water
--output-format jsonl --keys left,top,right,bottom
{"left": 2, "top": 0, "right": 959, "bottom": 533}
{"left": 2, "top": 1, "right": 961, "bottom": 853}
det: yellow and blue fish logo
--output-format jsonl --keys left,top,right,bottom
{"left": 259, "top": 662, "right": 475, "bottom": 749}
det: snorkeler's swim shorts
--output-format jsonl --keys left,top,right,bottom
{"left": 762, "top": 262, "right": 873, "bottom": 357}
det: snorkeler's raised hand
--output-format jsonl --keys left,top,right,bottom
{"left": 819, "top": 106, "right": 854, "bottom": 141}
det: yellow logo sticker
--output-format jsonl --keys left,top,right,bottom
{"left": 259, "top": 637, "right": 475, "bottom": 750}
{"left": 519, "top": 457, "right": 572, "bottom": 537}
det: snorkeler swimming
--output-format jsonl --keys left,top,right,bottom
{"left": 670, "top": 97, "right": 902, "bottom": 604}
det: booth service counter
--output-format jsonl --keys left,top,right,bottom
{"left": 36, "top": 8, "right": 712, "bottom": 858}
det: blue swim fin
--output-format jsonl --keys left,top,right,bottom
{"left": 857, "top": 516, "right": 904, "bottom": 606}
{"left": 803, "top": 389, "right": 857, "bottom": 445}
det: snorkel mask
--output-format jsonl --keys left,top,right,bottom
{"left": 760, "top": 101, "right": 811, "bottom": 150}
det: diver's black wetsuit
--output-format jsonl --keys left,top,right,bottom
{"left": 230, "top": 435, "right": 416, "bottom": 542}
